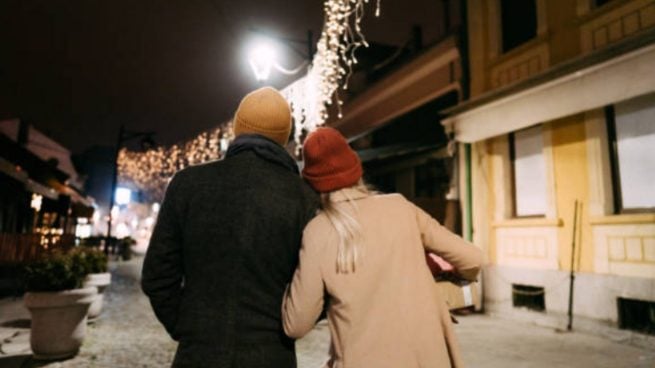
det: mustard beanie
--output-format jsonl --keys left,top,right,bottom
{"left": 233, "top": 87, "right": 292, "bottom": 146}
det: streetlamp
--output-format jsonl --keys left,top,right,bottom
{"left": 247, "top": 30, "right": 314, "bottom": 82}
{"left": 106, "top": 125, "right": 155, "bottom": 254}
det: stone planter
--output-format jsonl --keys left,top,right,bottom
{"left": 24, "top": 287, "right": 97, "bottom": 360}
{"left": 83, "top": 272, "right": 111, "bottom": 321}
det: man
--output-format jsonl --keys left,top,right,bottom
{"left": 142, "top": 87, "right": 319, "bottom": 367}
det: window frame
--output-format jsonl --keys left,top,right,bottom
{"left": 509, "top": 129, "right": 547, "bottom": 218}
{"left": 605, "top": 105, "right": 655, "bottom": 214}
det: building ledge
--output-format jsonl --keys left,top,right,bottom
{"left": 488, "top": 33, "right": 550, "bottom": 68}
{"left": 329, "top": 35, "right": 461, "bottom": 139}
{"left": 492, "top": 218, "right": 563, "bottom": 228}
{"left": 589, "top": 214, "right": 655, "bottom": 225}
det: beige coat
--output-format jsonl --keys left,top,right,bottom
{"left": 282, "top": 189, "right": 483, "bottom": 368}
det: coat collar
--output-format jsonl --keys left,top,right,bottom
{"left": 329, "top": 187, "right": 370, "bottom": 203}
{"left": 225, "top": 134, "right": 299, "bottom": 174}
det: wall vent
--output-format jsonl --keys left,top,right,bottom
{"left": 617, "top": 298, "right": 655, "bottom": 335}
{"left": 512, "top": 284, "right": 545, "bottom": 312}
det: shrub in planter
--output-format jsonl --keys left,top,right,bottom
{"left": 70, "top": 246, "right": 108, "bottom": 274}
{"left": 70, "top": 248, "right": 111, "bottom": 321}
{"left": 23, "top": 251, "right": 97, "bottom": 360}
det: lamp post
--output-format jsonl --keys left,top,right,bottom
{"left": 106, "top": 125, "right": 155, "bottom": 255}
{"left": 248, "top": 30, "right": 314, "bottom": 82}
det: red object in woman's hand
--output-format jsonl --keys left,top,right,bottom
{"left": 425, "top": 253, "right": 455, "bottom": 275}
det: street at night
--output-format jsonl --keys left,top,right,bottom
{"left": 1, "top": 0, "right": 655, "bottom": 367}
{"left": 2, "top": 257, "right": 654, "bottom": 368}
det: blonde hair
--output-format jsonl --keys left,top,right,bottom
{"left": 320, "top": 180, "right": 372, "bottom": 273}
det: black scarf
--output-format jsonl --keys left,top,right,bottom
{"left": 225, "top": 134, "right": 299, "bottom": 174}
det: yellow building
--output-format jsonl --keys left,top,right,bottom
{"left": 443, "top": 0, "right": 655, "bottom": 336}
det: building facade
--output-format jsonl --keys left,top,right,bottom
{"left": 443, "top": 0, "right": 655, "bottom": 336}
{"left": 0, "top": 119, "right": 95, "bottom": 265}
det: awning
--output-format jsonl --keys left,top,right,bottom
{"left": 442, "top": 32, "right": 655, "bottom": 143}
{"left": 0, "top": 157, "right": 29, "bottom": 183}
{"left": 358, "top": 143, "right": 449, "bottom": 176}
{"left": 1, "top": 151, "right": 59, "bottom": 200}
{"left": 47, "top": 178, "right": 95, "bottom": 208}
{"left": 330, "top": 36, "right": 462, "bottom": 140}
{"left": 358, "top": 143, "right": 448, "bottom": 163}
{"left": 25, "top": 179, "right": 59, "bottom": 200}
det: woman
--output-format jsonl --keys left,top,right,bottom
{"left": 282, "top": 127, "right": 483, "bottom": 368}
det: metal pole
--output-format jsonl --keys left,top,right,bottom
{"left": 567, "top": 200, "right": 579, "bottom": 331}
{"left": 307, "top": 30, "right": 313, "bottom": 60}
{"left": 106, "top": 125, "right": 124, "bottom": 255}
{"left": 465, "top": 143, "right": 473, "bottom": 242}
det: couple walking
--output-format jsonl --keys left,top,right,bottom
{"left": 142, "top": 87, "right": 482, "bottom": 368}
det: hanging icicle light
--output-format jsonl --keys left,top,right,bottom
{"left": 284, "top": 0, "right": 381, "bottom": 148}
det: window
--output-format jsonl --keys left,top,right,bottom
{"left": 500, "top": 0, "right": 537, "bottom": 53}
{"left": 606, "top": 93, "right": 655, "bottom": 213}
{"left": 510, "top": 125, "right": 547, "bottom": 217}
{"left": 594, "top": 0, "right": 616, "bottom": 8}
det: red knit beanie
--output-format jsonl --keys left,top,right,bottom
{"left": 302, "top": 127, "right": 363, "bottom": 193}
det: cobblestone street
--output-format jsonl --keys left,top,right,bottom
{"left": 1, "top": 257, "right": 653, "bottom": 368}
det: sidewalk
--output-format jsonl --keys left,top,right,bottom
{"left": 0, "top": 258, "right": 176, "bottom": 368}
{"left": 456, "top": 314, "right": 655, "bottom": 368}
{"left": 1, "top": 257, "right": 653, "bottom": 367}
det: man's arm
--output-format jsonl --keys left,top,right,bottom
{"left": 282, "top": 226, "right": 325, "bottom": 339}
{"left": 141, "top": 174, "right": 185, "bottom": 340}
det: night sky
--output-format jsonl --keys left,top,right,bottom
{"left": 0, "top": 0, "right": 447, "bottom": 153}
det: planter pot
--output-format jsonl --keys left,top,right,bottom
{"left": 24, "top": 287, "right": 97, "bottom": 360}
{"left": 83, "top": 272, "right": 111, "bottom": 321}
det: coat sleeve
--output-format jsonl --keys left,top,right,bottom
{"left": 141, "top": 173, "right": 185, "bottom": 340}
{"left": 413, "top": 201, "right": 483, "bottom": 281}
{"left": 282, "top": 224, "right": 325, "bottom": 339}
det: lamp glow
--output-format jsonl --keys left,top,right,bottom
{"left": 30, "top": 194, "right": 43, "bottom": 212}
{"left": 248, "top": 41, "right": 277, "bottom": 81}
{"left": 111, "top": 205, "right": 120, "bottom": 220}
{"left": 115, "top": 187, "right": 132, "bottom": 205}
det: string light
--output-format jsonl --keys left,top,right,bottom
{"left": 118, "top": 0, "right": 381, "bottom": 199}
{"left": 117, "top": 124, "right": 234, "bottom": 201}
{"left": 284, "top": 0, "right": 381, "bottom": 149}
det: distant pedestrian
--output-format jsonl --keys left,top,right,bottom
{"left": 282, "top": 127, "right": 483, "bottom": 368}
{"left": 142, "top": 87, "right": 319, "bottom": 368}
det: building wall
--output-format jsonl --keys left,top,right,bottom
{"left": 468, "top": 0, "right": 655, "bottom": 94}
{"left": 479, "top": 110, "right": 655, "bottom": 325}
{"left": 463, "top": 0, "right": 655, "bottom": 328}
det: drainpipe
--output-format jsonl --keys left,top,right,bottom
{"left": 465, "top": 143, "right": 473, "bottom": 242}
{"left": 458, "top": 0, "right": 472, "bottom": 243}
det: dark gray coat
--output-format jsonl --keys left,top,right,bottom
{"left": 142, "top": 135, "right": 318, "bottom": 368}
